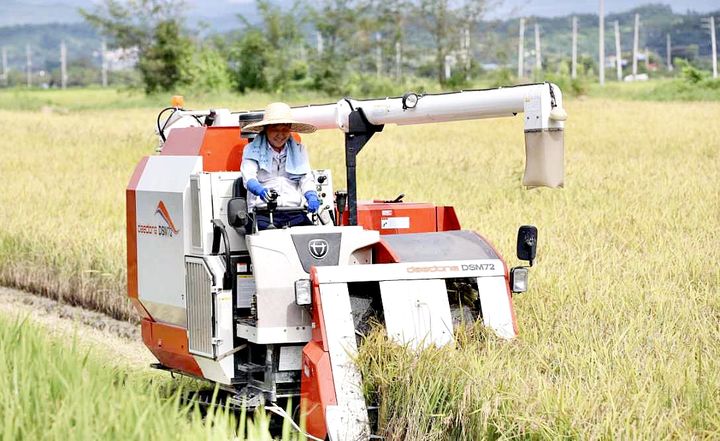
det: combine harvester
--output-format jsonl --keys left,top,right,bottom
{"left": 127, "top": 83, "right": 567, "bottom": 440}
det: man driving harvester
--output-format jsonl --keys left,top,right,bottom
{"left": 241, "top": 102, "right": 321, "bottom": 231}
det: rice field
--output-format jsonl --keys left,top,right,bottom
{"left": 0, "top": 87, "right": 719, "bottom": 438}
{"left": 0, "top": 314, "right": 302, "bottom": 440}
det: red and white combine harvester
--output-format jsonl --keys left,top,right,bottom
{"left": 126, "top": 83, "right": 566, "bottom": 440}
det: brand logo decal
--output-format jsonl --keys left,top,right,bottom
{"left": 308, "top": 239, "right": 329, "bottom": 259}
{"left": 138, "top": 201, "right": 180, "bottom": 237}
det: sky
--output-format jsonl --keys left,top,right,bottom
{"left": 1, "top": 0, "right": 718, "bottom": 28}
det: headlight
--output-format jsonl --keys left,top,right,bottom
{"left": 295, "top": 279, "right": 312, "bottom": 306}
{"left": 510, "top": 267, "right": 529, "bottom": 293}
{"left": 402, "top": 92, "right": 419, "bottom": 110}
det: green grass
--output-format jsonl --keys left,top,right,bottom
{"left": 0, "top": 88, "right": 719, "bottom": 438}
{"left": 0, "top": 315, "right": 305, "bottom": 440}
{"left": 588, "top": 77, "right": 720, "bottom": 101}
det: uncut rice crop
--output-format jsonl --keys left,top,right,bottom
{"left": 0, "top": 315, "right": 302, "bottom": 440}
{"left": 1, "top": 88, "right": 719, "bottom": 437}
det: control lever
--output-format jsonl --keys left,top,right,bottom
{"left": 383, "top": 193, "right": 404, "bottom": 203}
{"left": 335, "top": 190, "right": 348, "bottom": 226}
{"left": 266, "top": 190, "right": 279, "bottom": 229}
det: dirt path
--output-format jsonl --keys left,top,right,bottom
{"left": 0, "top": 286, "right": 155, "bottom": 369}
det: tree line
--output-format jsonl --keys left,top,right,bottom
{"left": 80, "top": 0, "right": 494, "bottom": 95}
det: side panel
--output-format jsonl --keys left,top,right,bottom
{"left": 301, "top": 341, "right": 335, "bottom": 440}
{"left": 141, "top": 319, "right": 202, "bottom": 377}
{"left": 135, "top": 155, "right": 202, "bottom": 326}
{"left": 477, "top": 276, "right": 518, "bottom": 338}
{"left": 161, "top": 126, "right": 249, "bottom": 172}
{"left": 127, "top": 157, "right": 151, "bottom": 319}
{"left": 318, "top": 283, "right": 370, "bottom": 441}
{"left": 340, "top": 202, "right": 438, "bottom": 234}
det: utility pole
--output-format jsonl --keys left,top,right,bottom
{"left": 101, "top": 39, "right": 108, "bottom": 87}
{"left": 316, "top": 31, "right": 323, "bottom": 56}
{"left": 465, "top": 27, "right": 471, "bottom": 75}
{"left": 26, "top": 44, "right": 32, "bottom": 88}
{"left": 614, "top": 20, "right": 622, "bottom": 81}
{"left": 375, "top": 32, "right": 382, "bottom": 78}
{"left": 1, "top": 47, "right": 7, "bottom": 87}
{"left": 517, "top": 18, "right": 525, "bottom": 78}
{"left": 711, "top": 17, "right": 718, "bottom": 78}
{"left": 701, "top": 17, "right": 717, "bottom": 78}
{"left": 666, "top": 33, "right": 673, "bottom": 72}
{"left": 534, "top": 22, "right": 542, "bottom": 73}
{"left": 599, "top": 0, "right": 605, "bottom": 85}
{"left": 60, "top": 40, "right": 67, "bottom": 89}
{"left": 645, "top": 46, "right": 650, "bottom": 71}
{"left": 632, "top": 13, "right": 640, "bottom": 78}
{"left": 395, "top": 40, "right": 402, "bottom": 80}
{"left": 572, "top": 16, "right": 578, "bottom": 79}
{"left": 444, "top": 54, "right": 452, "bottom": 80}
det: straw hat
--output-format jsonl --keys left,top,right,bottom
{"left": 242, "top": 102, "right": 317, "bottom": 134}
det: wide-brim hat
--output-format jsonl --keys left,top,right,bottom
{"left": 242, "top": 102, "right": 317, "bottom": 134}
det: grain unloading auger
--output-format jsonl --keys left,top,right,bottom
{"left": 127, "top": 83, "right": 566, "bottom": 440}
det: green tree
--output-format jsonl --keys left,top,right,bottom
{"left": 310, "top": 0, "right": 361, "bottom": 94}
{"left": 229, "top": 30, "right": 269, "bottom": 92}
{"left": 233, "top": 0, "right": 307, "bottom": 93}
{"left": 417, "top": 0, "right": 490, "bottom": 85}
{"left": 191, "top": 46, "right": 232, "bottom": 92}
{"left": 138, "top": 20, "right": 194, "bottom": 93}
{"left": 81, "top": 0, "right": 194, "bottom": 93}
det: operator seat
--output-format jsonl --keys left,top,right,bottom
{"left": 227, "top": 177, "right": 248, "bottom": 234}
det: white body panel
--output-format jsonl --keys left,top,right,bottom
{"left": 313, "top": 259, "right": 516, "bottom": 339}
{"left": 320, "top": 283, "right": 371, "bottom": 441}
{"left": 189, "top": 171, "right": 246, "bottom": 256}
{"left": 135, "top": 155, "right": 202, "bottom": 326}
{"left": 241, "top": 225, "right": 379, "bottom": 343}
{"left": 477, "top": 276, "right": 516, "bottom": 339}
{"left": 313, "top": 259, "right": 505, "bottom": 283}
{"left": 380, "top": 279, "right": 454, "bottom": 349}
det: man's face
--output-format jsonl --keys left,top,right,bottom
{"left": 265, "top": 124, "right": 292, "bottom": 149}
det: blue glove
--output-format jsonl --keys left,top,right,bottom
{"left": 304, "top": 191, "right": 321, "bottom": 213}
{"left": 247, "top": 179, "right": 271, "bottom": 202}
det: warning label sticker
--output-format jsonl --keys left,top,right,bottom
{"left": 381, "top": 217, "right": 410, "bottom": 229}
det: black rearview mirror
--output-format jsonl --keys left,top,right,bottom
{"left": 516, "top": 225, "right": 538, "bottom": 266}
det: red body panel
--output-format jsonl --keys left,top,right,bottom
{"left": 141, "top": 319, "right": 203, "bottom": 377}
{"left": 126, "top": 157, "right": 151, "bottom": 320}
{"left": 160, "top": 126, "right": 301, "bottom": 172}
{"left": 301, "top": 268, "right": 337, "bottom": 439}
{"left": 341, "top": 202, "right": 461, "bottom": 234}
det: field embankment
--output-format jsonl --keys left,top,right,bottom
{"left": 0, "top": 88, "right": 719, "bottom": 437}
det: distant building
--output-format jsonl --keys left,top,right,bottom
{"left": 104, "top": 47, "right": 139, "bottom": 71}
